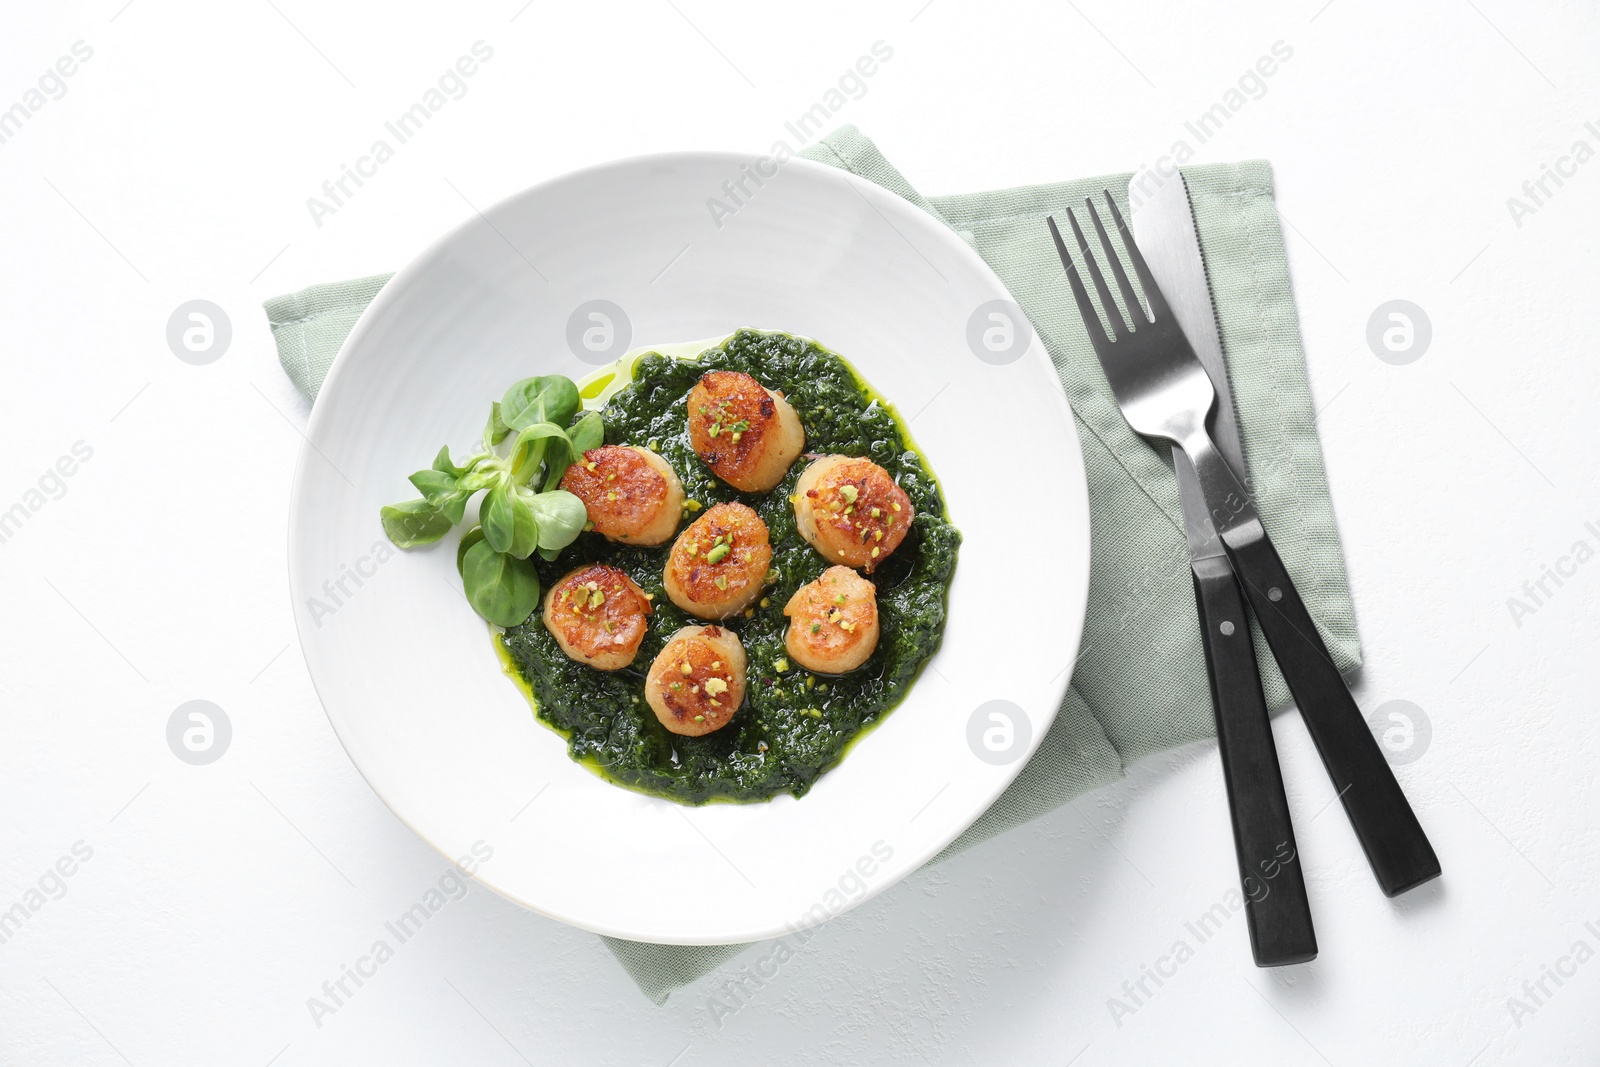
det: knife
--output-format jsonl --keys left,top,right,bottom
{"left": 1132, "top": 174, "right": 1317, "bottom": 967}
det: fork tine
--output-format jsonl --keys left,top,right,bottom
{"left": 1086, "top": 194, "right": 1146, "bottom": 328}
{"left": 1065, "top": 205, "right": 1128, "bottom": 338}
{"left": 1046, "top": 215, "right": 1111, "bottom": 346}
{"left": 1100, "top": 190, "right": 1172, "bottom": 322}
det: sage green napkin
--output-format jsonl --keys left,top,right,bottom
{"left": 265, "top": 126, "right": 1359, "bottom": 1003}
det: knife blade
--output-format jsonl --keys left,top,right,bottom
{"left": 1131, "top": 173, "right": 1317, "bottom": 967}
{"left": 1133, "top": 176, "right": 1247, "bottom": 556}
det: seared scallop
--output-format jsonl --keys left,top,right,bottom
{"left": 783, "top": 566, "right": 880, "bottom": 675}
{"left": 792, "top": 455, "right": 913, "bottom": 573}
{"left": 560, "top": 445, "right": 684, "bottom": 546}
{"left": 662, "top": 502, "right": 773, "bottom": 619}
{"left": 542, "top": 564, "right": 653, "bottom": 671}
{"left": 687, "top": 370, "right": 805, "bottom": 492}
{"left": 644, "top": 625, "right": 748, "bottom": 736}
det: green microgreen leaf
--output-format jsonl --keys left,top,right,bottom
{"left": 546, "top": 411, "right": 604, "bottom": 489}
{"left": 501, "top": 376, "right": 580, "bottom": 432}
{"left": 480, "top": 484, "right": 516, "bottom": 554}
{"left": 457, "top": 525, "right": 486, "bottom": 577}
{"left": 431, "top": 445, "right": 468, "bottom": 479}
{"left": 485, "top": 402, "right": 513, "bottom": 447}
{"left": 379, "top": 499, "right": 452, "bottom": 547}
{"left": 527, "top": 489, "right": 587, "bottom": 551}
{"left": 460, "top": 538, "right": 542, "bottom": 627}
{"left": 506, "top": 486, "right": 542, "bottom": 560}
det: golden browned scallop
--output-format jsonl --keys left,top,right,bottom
{"left": 687, "top": 370, "right": 805, "bottom": 492}
{"left": 783, "top": 566, "right": 879, "bottom": 675}
{"left": 559, "top": 445, "right": 684, "bottom": 546}
{"left": 792, "top": 455, "right": 913, "bottom": 573}
{"left": 542, "top": 564, "right": 653, "bottom": 671}
{"left": 662, "top": 502, "right": 773, "bottom": 619}
{"left": 644, "top": 625, "right": 747, "bottom": 736}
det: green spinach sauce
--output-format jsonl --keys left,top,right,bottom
{"left": 499, "top": 329, "right": 961, "bottom": 803}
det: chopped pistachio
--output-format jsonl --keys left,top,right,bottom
{"left": 705, "top": 543, "right": 730, "bottom": 564}
{"left": 714, "top": 575, "right": 728, "bottom": 590}
{"left": 759, "top": 597, "right": 770, "bottom": 609}
{"left": 684, "top": 499, "right": 704, "bottom": 513}
{"left": 809, "top": 622, "right": 821, "bottom": 634}
{"left": 891, "top": 502, "right": 901, "bottom": 512}
{"left": 774, "top": 657, "right": 790, "bottom": 673}
{"left": 871, "top": 506, "right": 881, "bottom": 518}
{"left": 704, "top": 677, "right": 729, "bottom": 696}
{"left": 680, "top": 661, "right": 693, "bottom": 675}
{"left": 694, "top": 714, "right": 706, "bottom": 723}
{"left": 871, "top": 547, "right": 880, "bottom": 558}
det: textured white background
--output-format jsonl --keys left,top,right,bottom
{"left": 2, "top": 1, "right": 1597, "bottom": 1064}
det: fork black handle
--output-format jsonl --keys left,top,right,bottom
{"left": 1221, "top": 521, "right": 1442, "bottom": 897}
{"left": 1192, "top": 554, "right": 1318, "bottom": 966}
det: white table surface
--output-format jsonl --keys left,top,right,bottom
{"left": 4, "top": 1, "right": 1597, "bottom": 1063}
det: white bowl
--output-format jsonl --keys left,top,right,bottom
{"left": 288, "top": 152, "right": 1089, "bottom": 944}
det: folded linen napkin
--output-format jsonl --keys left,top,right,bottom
{"left": 265, "top": 125, "right": 1359, "bottom": 1003}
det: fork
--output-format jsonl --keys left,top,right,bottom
{"left": 1047, "top": 193, "right": 1441, "bottom": 899}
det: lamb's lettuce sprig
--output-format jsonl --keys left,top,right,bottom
{"left": 380, "top": 374, "right": 603, "bottom": 626}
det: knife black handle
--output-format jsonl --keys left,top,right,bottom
{"left": 1222, "top": 522, "right": 1442, "bottom": 897}
{"left": 1192, "top": 554, "right": 1318, "bottom": 966}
